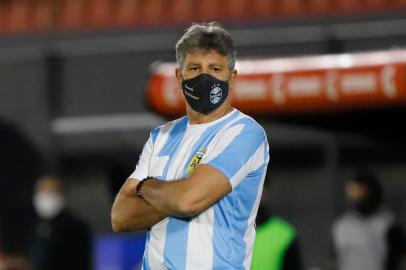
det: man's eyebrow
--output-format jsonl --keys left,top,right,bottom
{"left": 185, "top": 62, "right": 225, "bottom": 67}
{"left": 208, "top": 63, "right": 224, "bottom": 67}
{"left": 186, "top": 63, "right": 201, "bottom": 67}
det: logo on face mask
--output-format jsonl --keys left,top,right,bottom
{"left": 184, "top": 84, "right": 195, "bottom": 92}
{"left": 210, "top": 86, "right": 222, "bottom": 104}
{"left": 184, "top": 85, "right": 200, "bottom": 100}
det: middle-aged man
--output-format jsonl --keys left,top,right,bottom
{"left": 111, "top": 22, "right": 270, "bottom": 269}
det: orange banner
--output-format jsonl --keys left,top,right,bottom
{"left": 147, "top": 49, "right": 406, "bottom": 117}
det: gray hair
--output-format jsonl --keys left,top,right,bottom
{"left": 175, "top": 22, "right": 236, "bottom": 70}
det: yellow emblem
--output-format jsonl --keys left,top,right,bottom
{"left": 187, "top": 148, "right": 206, "bottom": 174}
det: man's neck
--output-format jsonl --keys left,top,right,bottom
{"left": 187, "top": 104, "right": 233, "bottom": 125}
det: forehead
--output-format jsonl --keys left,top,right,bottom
{"left": 346, "top": 181, "right": 367, "bottom": 195}
{"left": 36, "top": 176, "right": 63, "bottom": 193}
{"left": 183, "top": 49, "right": 229, "bottom": 66}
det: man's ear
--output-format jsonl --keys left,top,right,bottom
{"left": 175, "top": 68, "right": 183, "bottom": 90}
{"left": 228, "top": 69, "right": 238, "bottom": 91}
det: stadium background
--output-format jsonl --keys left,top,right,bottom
{"left": 1, "top": 0, "right": 406, "bottom": 269}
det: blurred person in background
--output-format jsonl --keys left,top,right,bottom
{"left": 332, "top": 169, "right": 406, "bottom": 270}
{"left": 29, "top": 175, "right": 92, "bottom": 270}
{"left": 251, "top": 177, "right": 304, "bottom": 270}
{"left": 0, "top": 118, "right": 43, "bottom": 269}
{"left": 112, "top": 22, "right": 269, "bottom": 269}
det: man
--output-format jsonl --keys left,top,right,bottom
{"left": 251, "top": 181, "right": 303, "bottom": 270}
{"left": 332, "top": 170, "right": 406, "bottom": 270}
{"left": 29, "top": 176, "right": 92, "bottom": 270}
{"left": 111, "top": 22, "right": 270, "bottom": 269}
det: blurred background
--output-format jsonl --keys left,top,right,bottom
{"left": 0, "top": 0, "right": 406, "bottom": 269}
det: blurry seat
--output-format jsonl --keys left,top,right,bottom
{"left": 114, "top": 0, "right": 143, "bottom": 27}
{"left": 278, "top": 0, "right": 305, "bottom": 16}
{"left": 250, "top": 0, "right": 275, "bottom": 19}
{"left": 58, "top": 0, "right": 85, "bottom": 30}
{"left": 391, "top": 0, "right": 406, "bottom": 7}
{"left": 142, "top": 0, "right": 166, "bottom": 26}
{"left": 7, "top": 0, "right": 32, "bottom": 33}
{"left": 308, "top": 0, "right": 332, "bottom": 14}
{"left": 32, "top": 0, "right": 55, "bottom": 32}
{"left": 224, "top": 0, "right": 250, "bottom": 21}
{"left": 168, "top": 0, "right": 195, "bottom": 25}
{"left": 0, "top": 3, "right": 6, "bottom": 33}
{"left": 196, "top": 0, "right": 222, "bottom": 21}
{"left": 335, "top": 0, "right": 363, "bottom": 12}
{"left": 86, "top": 0, "right": 113, "bottom": 28}
{"left": 364, "top": 0, "right": 387, "bottom": 10}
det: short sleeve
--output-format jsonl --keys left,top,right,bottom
{"left": 128, "top": 134, "right": 154, "bottom": 180}
{"left": 201, "top": 121, "right": 269, "bottom": 189}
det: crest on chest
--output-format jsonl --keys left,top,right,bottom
{"left": 187, "top": 148, "right": 206, "bottom": 174}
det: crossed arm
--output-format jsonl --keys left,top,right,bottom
{"left": 110, "top": 179, "right": 166, "bottom": 232}
{"left": 111, "top": 164, "right": 232, "bottom": 232}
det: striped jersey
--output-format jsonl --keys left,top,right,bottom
{"left": 129, "top": 108, "right": 270, "bottom": 270}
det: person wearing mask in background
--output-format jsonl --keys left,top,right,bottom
{"left": 332, "top": 169, "right": 406, "bottom": 270}
{"left": 29, "top": 175, "right": 92, "bottom": 270}
{"left": 251, "top": 178, "right": 304, "bottom": 270}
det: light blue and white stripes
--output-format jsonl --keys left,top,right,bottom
{"left": 129, "top": 109, "right": 269, "bottom": 270}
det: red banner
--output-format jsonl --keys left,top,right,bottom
{"left": 147, "top": 49, "right": 406, "bottom": 117}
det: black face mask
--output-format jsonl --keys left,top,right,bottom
{"left": 348, "top": 197, "right": 378, "bottom": 216}
{"left": 181, "top": 73, "right": 229, "bottom": 114}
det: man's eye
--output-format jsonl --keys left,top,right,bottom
{"left": 213, "top": 67, "right": 222, "bottom": 72}
{"left": 189, "top": 67, "right": 198, "bottom": 71}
